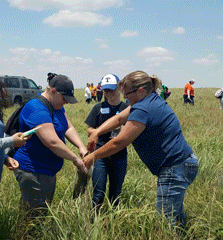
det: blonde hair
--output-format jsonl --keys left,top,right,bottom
{"left": 118, "top": 70, "right": 161, "bottom": 95}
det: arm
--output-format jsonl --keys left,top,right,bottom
{"left": 84, "top": 120, "right": 145, "bottom": 168}
{"left": 187, "top": 89, "right": 191, "bottom": 99}
{"left": 0, "top": 132, "right": 27, "bottom": 150}
{"left": 65, "top": 114, "right": 88, "bottom": 158}
{"left": 87, "top": 126, "right": 96, "bottom": 137}
{"left": 87, "top": 106, "right": 131, "bottom": 150}
{"left": 36, "top": 122, "right": 87, "bottom": 174}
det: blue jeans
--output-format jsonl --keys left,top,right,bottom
{"left": 92, "top": 155, "right": 127, "bottom": 211}
{"left": 156, "top": 153, "right": 199, "bottom": 226}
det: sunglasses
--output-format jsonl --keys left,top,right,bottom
{"left": 125, "top": 88, "right": 138, "bottom": 96}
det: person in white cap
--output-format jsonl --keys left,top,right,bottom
{"left": 183, "top": 79, "right": 195, "bottom": 105}
{"left": 76, "top": 74, "right": 129, "bottom": 213}
{"left": 13, "top": 73, "right": 88, "bottom": 217}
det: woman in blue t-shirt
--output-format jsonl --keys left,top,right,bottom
{"left": 13, "top": 74, "right": 88, "bottom": 216}
{"left": 83, "top": 70, "right": 199, "bottom": 227}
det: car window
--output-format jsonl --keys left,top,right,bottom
{"left": 5, "top": 78, "right": 20, "bottom": 88}
{"left": 28, "top": 79, "right": 38, "bottom": 89}
{"left": 21, "top": 79, "right": 29, "bottom": 89}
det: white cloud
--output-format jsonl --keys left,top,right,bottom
{"left": 9, "top": 47, "right": 29, "bottom": 55}
{"left": 137, "top": 46, "right": 174, "bottom": 67}
{"left": 172, "top": 27, "right": 186, "bottom": 34}
{"left": 137, "top": 47, "right": 170, "bottom": 57}
{"left": 0, "top": 47, "right": 95, "bottom": 88}
{"left": 8, "top": 47, "right": 94, "bottom": 66}
{"left": 8, "top": 0, "right": 124, "bottom": 11}
{"left": 94, "top": 38, "right": 109, "bottom": 49}
{"left": 126, "top": 8, "right": 134, "bottom": 11}
{"left": 192, "top": 54, "right": 219, "bottom": 66}
{"left": 43, "top": 11, "right": 113, "bottom": 27}
{"left": 216, "top": 36, "right": 223, "bottom": 39}
{"left": 146, "top": 57, "right": 174, "bottom": 66}
{"left": 120, "top": 30, "right": 139, "bottom": 37}
{"left": 103, "top": 60, "right": 132, "bottom": 70}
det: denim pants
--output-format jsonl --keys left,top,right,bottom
{"left": 92, "top": 155, "right": 127, "bottom": 210}
{"left": 156, "top": 153, "right": 199, "bottom": 226}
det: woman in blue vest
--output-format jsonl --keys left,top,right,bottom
{"left": 83, "top": 70, "right": 199, "bottom": 226}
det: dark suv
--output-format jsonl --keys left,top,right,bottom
{"left": 0, "top": 75, "right": 43, "bottom": 105}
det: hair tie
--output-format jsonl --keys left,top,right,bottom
{"left": 47, "top": 73, "right": 57, "bottom": 83}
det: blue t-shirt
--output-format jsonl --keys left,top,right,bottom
{"left": 14, "top": 98, "right": 68, "bottom": 176}
{"left": 128, "top": 93, "right": 192, "bottom": 176}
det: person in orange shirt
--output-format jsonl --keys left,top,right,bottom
{"left": 89, "top": 83, "right": 97, "bottom": 101}
{"left": 183, "top": 79, "right": 195, "bottom": 105}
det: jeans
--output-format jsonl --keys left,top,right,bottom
{"left": 156, "top": 153, "right": 199, "bottom": 226}
{"left": 92, "top": 155, "right": 127, "bottom": 211}
{"left": 97, "top": 94, "right": 103, "bottom": 102}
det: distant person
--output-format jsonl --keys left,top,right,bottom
{"left": 160, "top": 85, "right": 171, "bottom": 100}
{"left": 215, "top": 88, "right": 223, "bottom": 109}
{"left": 82, "top": 74, "right": 128, "bottom": 213}
{"left": 96, "top": 82, "right": 103, "bottom": 102}
{"left": 89, "top": 83, "right": 97, "bottom": 101}
{"left": 0, "top": 80, "right": 27, "bottom": 182}
{"left": 84, "top": 70, "right": 199, "bottom": 227}
{"left": 85, "top": 83, "right": 91, "bottom": 104}
{"left": 183, "top": 79, "right": 195, "bottom": 105}
{"left": 13, "top": 74, "right": 88, "bottom": 217}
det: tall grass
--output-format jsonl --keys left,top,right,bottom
{"left": 1, "top": 88, "right": 223, "bottom": 239}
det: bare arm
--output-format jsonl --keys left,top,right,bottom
{"left": 84, "top": 120, "right": 145, "bottom": 168}
{"left": 87, "top": 127, "right": 96, "bottom": 137}
{"left": 87, "top": 106, "right": 131, "bottom": 150}
{"left": 187, "top": 89, "right": 190, "bottom": 99}
{"left": 36, "top": 122, "right": 87, "bottom": 174}
{"left": 65, "top": 114, "right": 88, "bottom": 158}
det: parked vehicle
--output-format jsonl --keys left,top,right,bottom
{"left": 0, "top": 75, "right": 43, "bottom": 105}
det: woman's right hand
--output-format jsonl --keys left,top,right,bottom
{"left": 74, "top": 158, "right": 88, "bottom": 175}
{"left": 87, "top": 129, "right": 98, "bottom": 152}
{"left": 12, "top": 132, "right": 28, "bottom": 147}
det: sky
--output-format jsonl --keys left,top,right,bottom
{"left": 0, "top": 0, "right": 223, "bottom": 89}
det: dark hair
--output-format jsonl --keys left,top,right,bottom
{"left": 0, "top": 80, "right": 9, "bottom": 122}
{"left": 47, "top": 72, "right": 57, "bottom": 82}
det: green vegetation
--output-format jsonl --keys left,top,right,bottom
{"left": 1, "top": 88, "right": 223, "bottom": 239}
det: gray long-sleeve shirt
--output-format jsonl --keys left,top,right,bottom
{"left": 0, "top": 120, "right": 14, "bottom": 181}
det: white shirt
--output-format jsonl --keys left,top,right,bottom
{"left": 85, "top": 87, "right": 91, "bottom": 100}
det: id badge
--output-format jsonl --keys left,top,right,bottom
{"left": 100, "top": 107, "right": 110, "bottom": 114}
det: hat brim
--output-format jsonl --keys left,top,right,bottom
{"left": 63, "top": 95, "right": 78, "bottom": 104}
{"left": 101, "top": 84, "right": 117, "bottom": 91}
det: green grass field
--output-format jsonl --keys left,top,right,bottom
{"left": 1, "top": 88, "right": 223, "bottom": 239}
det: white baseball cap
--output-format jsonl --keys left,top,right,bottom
{"left": 101, "top": 74, "right": 120, "bottom": 90}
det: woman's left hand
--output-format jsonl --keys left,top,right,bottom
{"left": 4, "top": 157, "right": 19, "bottom": 170}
